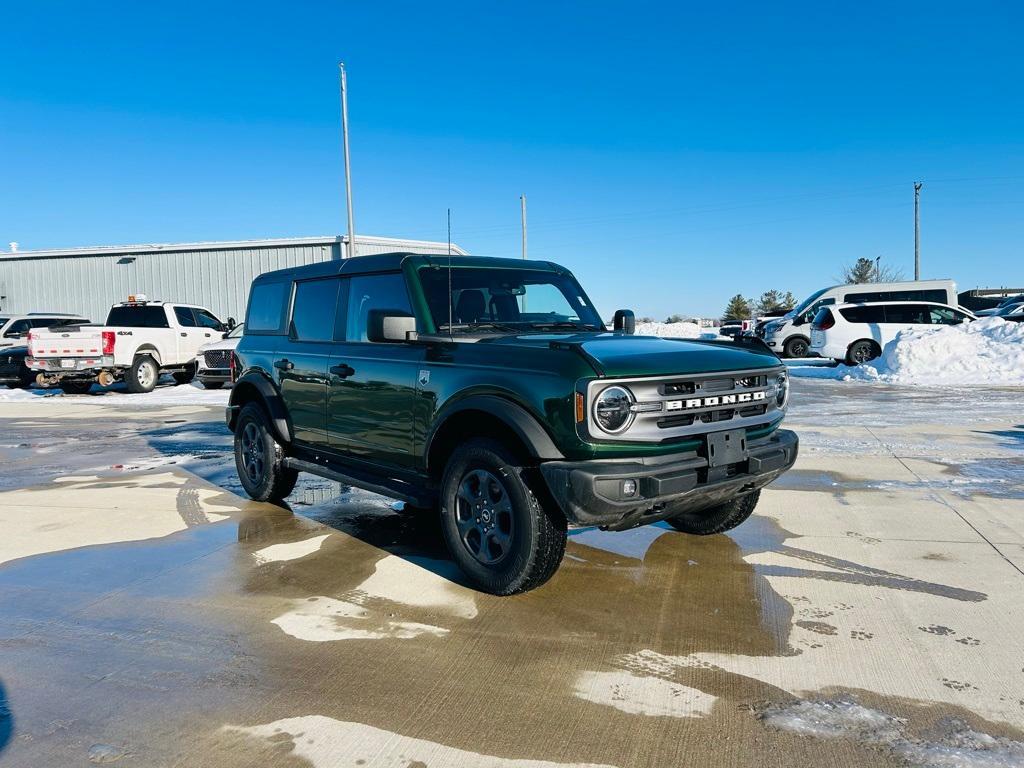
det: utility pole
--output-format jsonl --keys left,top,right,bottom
{"left": 520, "top": 195, "right": 528, "bottom": 260}
{"left": 914, "top": 182, "right": 922, "bottom": 280}
{"left": 339, "top": 62, "right": 356, "bottom": 259}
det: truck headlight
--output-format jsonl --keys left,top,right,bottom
{"left": 774, "top": 372, "right": 789, "bottom": 408}
{"left": 593, "top": 385, "right": 635, "bottom": 434}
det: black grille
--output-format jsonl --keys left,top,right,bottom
{"left": 204, "top": 350, "right": 232, "bottom": 369}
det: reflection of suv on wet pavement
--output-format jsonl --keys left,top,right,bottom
{"left": 227, "top": 253, "right": 798, "bottom": 594}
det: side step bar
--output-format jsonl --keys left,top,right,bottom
{"left": 282, "top": 457, "right": 435, "bottom": 509}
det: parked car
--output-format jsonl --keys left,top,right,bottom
{"left": 976, "top": 294, "right": 1024, "bottom": 317}
{"left": 809, "top": 301, "right": 976, "bottom": 365}
{"left": 759, "top": 280, "right": 957, "bottom": 358}
{"left": 993, "top": 302, "right": 1024, "bottom": 323}
{"left": 228, "top": 252, "right": 798, "bottom": 595}
{"left": 27, "top": 296, "right": 234, "bottom": 394}
{"left": 718, "top": 322, "right": 743, "bottom": 338}
{"left": 195, "top": 323, "right": 244, "bottom": 389}
{"left": 0, "top": 346, "right": 33, "bottom": 389}
{"left": 1, "top": 313, "right": 89, "bottom": 351}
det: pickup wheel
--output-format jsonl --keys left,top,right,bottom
{"left": 234, "top": 402, "right": 298, "bottom": 502}
{"left": 665, "top": 490, "right": 760, "bottom": 535}
{"left": 125, "top": 355, "right": 159, "bottom": 393}
{"left": 440, "top": 439, "right": 566, "bottom": 595}
{"left": 59, "top": 381, "right": 93, "bottom": 395}
{"left": 172, "top": 363, "right": 196, "bottom": 385}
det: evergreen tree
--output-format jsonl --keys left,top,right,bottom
{"left": 722, "top": 295, "right": 752, "bottom": 321}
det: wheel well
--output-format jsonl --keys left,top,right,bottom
{"left": 784, "top": 335, "right": 810, "bottom": 348}
{"left": 848, "top": 338, "right": 881, "bottom": 353}
{"left": 427, "top": 410, "right": 532, "bottom": 480}
{"left": 134, "top": 346, "right": 161, "bottom": 365}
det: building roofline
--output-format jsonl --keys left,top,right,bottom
{"left": 0, "top": 234, "right": 468, "bottom": 260}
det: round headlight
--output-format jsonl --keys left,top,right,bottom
{"left": 593, "top": 385, "right": 635, "bottom": 434}
{"left": 775, "top": 372, "right": 789, "bottom": 408}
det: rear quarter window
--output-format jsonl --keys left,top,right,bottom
{"left": 839, "top": 306, "right": 886, "bottom": 324}
{"left": 246, "top": 281, "right": 290, "bottom": 334}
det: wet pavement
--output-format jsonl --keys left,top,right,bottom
{"left": 0, "top": 380, "right": 1022, "bottom": 767}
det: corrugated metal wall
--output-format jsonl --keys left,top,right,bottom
{"left": 0, "top": 238, "right": 452, "bottom": 324}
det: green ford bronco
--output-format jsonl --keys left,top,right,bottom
{"left": 227, "top": 253, "right": 797, "bottom": 594}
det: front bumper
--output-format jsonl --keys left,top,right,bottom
{"left": 197, "top": 367, "right": 231, "bottom": 382}
{"left": 540, "top": 428, "right": 798, "bottom": 530}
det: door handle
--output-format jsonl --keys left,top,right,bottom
{"left": 204, "top": 333, "right": 212, "bottom": 337}
{"left": 180, "top": 332, "right": 187, "bottom": 337}
{"left": 274, "top": 359, "right": 294, "bottom": 371}
{"left": 330, "top": 363, "right": 355, "bottom": 379}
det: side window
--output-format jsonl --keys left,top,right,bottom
{"left": 884, "top": 304, "right": 930, "bottom": 324}
{"left": 291, "top": 279, "right": 341, "bottom": 342}
{"left": 174, "top": 307, "right": 198, "bottom": 327}
{"left": 246, "top": 281, "right": 290, "bottom": 334}
{"left": 840, "top": 306, "right": 885, "bottom": 323}
{"left": 346, "top": 273, "right": 413, "bottom": 342}
{"left": 929, "top": 307, "right": 963, "bottom": 325}
{"left": 5, "top": 319, "right": 31, "bottom": 337}
{"left": 193, "top": 309, "right": 223, "bottom": 329}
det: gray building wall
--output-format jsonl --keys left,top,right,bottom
{"left": 0, "top": 235, "right": 466, "bottom": 324}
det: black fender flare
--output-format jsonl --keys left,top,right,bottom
{"left": 226, "top": 371, "right": 292, "bottom": 443}
{"left": 426, "top": 394, "right": 564, "bottom": 469}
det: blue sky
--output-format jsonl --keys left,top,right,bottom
{"left": 1, "top": 1, "right": 1022, "bottom": 318}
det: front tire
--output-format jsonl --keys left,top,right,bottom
{"left": 234, "top": 402, "right": 298, "bottom": 502}
{"left": 846, "top": 340, "right": 880, "bottom": 366}
{"left": 783, "top": 337, "right": 809, "bottom": 358}
{"left": 125, "top": 355, "right": 159, "bottom": 393}
{"left": 665, "top": 490, "right": 761, "bottom": 535}
{"left": 440, "top": 439, "right": 566, "bottom": 595}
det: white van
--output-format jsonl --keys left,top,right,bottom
{"left": 758, "top": 279, "right": 957, "bottom": 358}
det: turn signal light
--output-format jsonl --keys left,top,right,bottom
{"left": 575, "top": 391, "right": 585, "bottom": 423}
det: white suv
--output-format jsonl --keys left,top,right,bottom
{"left": 810, "top": 301, "right": 976, "bottom": 365}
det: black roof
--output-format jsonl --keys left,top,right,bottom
{"left": 253, "top": 252, "right": 568, "bottom": 283}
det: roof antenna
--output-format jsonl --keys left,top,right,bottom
{"left": 447, "top": 208, "right": 453, "bottom": 339}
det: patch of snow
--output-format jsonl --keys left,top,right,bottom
{"left": 570, "top": 525, "right": 670, "bottom": 560}
{"left": 573, "top": 670, "right": 716, "bottom": 718}
{"left": 790, "top": 317, "right": 1024, "bottom": 387}
{"left": 0, "top": 382, "right": 228, "bottom": 405}
{"left": 270, "top": 596, "right": 449, "bottom": 642}
{"left": 354, "top": 555, "right": 478, "bottom": 619}
{"left": 224, "top": 716, "right": 620, "bottom": 768}
{"left": 762, "top": 699, "right": 1024, "bottom": 768}
{"left": 635, "top": 321, "right": 722, "bottom": 340}
{"left": 251, "top": 534, "right": 330, "bottom": 565}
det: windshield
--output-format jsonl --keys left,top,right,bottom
{"left": 418, "top": 266, "right": 604, "bottom": 334}
{"left": 227, "top": 323, "right": 245, "bottom": 338}
{"left": 787, "top": 287, "right": 830, "bottom": 319}
{"left": 997, "top": 303, "right": 1024, "bottom": 317}
{"left": 0, "top": 317, "right": 9, "bottom": 326}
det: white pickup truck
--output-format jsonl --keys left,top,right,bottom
{"left": 27, "top": 297, "right": 235, "bottom": 394}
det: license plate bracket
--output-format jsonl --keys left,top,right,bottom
{"left": 706, "top": 428, "right": 747, "bottom": 468}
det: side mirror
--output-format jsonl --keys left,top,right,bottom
{"left": 368, "top": 310, "right": 417, "bottom": 343}
{"left": 226, "top": 317, "right": 237, "bottom": 330}
{"left": 613, "top": 309, "right": 635, "bottom": 335}
{"left": 791, "top": 315, "right": 804, "bottom": 327}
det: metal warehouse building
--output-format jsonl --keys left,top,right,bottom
{"left": 0, "top": 235, "right": 467, "bottom": 324}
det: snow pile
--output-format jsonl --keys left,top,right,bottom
{"left": 0, "top": 381, "right": 229, "bottom": 405}
{"left": 636, "top": 321, "right": 722, "bottom": 339}
{"left": 790, "top": 317, "right": 1024, "bottom": 387}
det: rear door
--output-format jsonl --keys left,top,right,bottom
{"left": 276, "top": 278, "right": 342, "bottom": 447}
{"left": 327, "top": 272, "right": 424, "bottom": 468}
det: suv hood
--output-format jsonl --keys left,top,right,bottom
{"left": 486, "top": 333, "right": 780, "bottom": 377}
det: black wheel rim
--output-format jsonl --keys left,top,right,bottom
{"left": 852, "top": 345, "right": 871, "bottom": 364}
{"left": 454, "top": 468, "right": 514, "bottom": 565}
{"left": 791, "top": 340, "right": 807, "bottom": 357}
{"left": 240, "top": 422, "right": 266, "bottom": 484}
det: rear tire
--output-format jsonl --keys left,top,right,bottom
{"left": 59, "top": 380, "right": 93, "bottom": 395}
{"left": 125, "top": 355, "right": 159, "bottom": 393}
{"left": 201, "top": 380, "right": 224, "bottom": 390}
{"left": 172, "top": 363, "right": 196, "bottom": 385}
{"left": 439, "top": 439, "right": 566, "bottom": 595}
{"left": 846, "top": 340, "right": 880, "bottom": 366}
{"left": 234, "top": 402, "right": 298, "bottom": 502}
{"left": 665, "top": 490, "right": 760, "bottom": 535}
{"left": 783, "top": 337, "right": 809, "bottom": 358}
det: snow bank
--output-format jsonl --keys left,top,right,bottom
{"left": 0, "top": 381, "right": 229, "bottom": 405}
{"left": 636, "top": 321, "right": 722, "bottom": 339}
{"left": 790, "top": 317, "right": 1024, "bottom": 387}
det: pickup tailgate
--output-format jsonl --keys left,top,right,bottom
{"left": 29, "top": 325, "right": 108, "bottom": 362}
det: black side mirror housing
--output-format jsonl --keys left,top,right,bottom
{"left": 368, "top": 310, "right": 418, "bottom": 343}
{"left": 226, "top": 317, "right": 237, "bottom": 330}
{"left": 613, "top": 309, "right": 635, "bottom": 335}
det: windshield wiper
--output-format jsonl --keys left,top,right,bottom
{"left": 439, "top": 322, "right": 524, "bottom": 334}
{"left": 525, "top": 321, "right": 602, "bottom": 331}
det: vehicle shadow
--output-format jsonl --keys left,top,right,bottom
{"left": 0, "top": 680, "right": 12, "bottom": 756}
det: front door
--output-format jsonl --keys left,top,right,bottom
{"left": 276, "top": 278, "right": 342, "bottom": 448}
{"left": 327, "top": 273, "right": 423, "bottom": 468}
{"left": 172, "top": 307, "right": 206, "bottom": 361}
